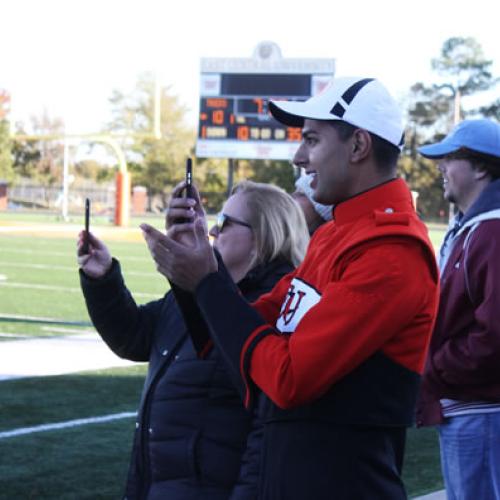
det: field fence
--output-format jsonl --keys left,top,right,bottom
{"left": 9, "top": 180, "right": 115, "bottom": 213}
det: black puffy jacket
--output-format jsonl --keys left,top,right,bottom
{"left": 80, "top": 258, "right": 292, "bottom": 500}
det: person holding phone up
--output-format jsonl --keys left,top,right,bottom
{"left": 76, "top": 180, "right": 309, "bottom": 500}
{"left": 148, "top": 77, "right": 440, "bottom": 499}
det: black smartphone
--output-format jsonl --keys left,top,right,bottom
{"left": 82, "top": 198, "right": 90, "bottom": 254}
{"left": 176, "top": 158, "right": 193, "bottom": 224}
{"left": 185, "top": 157, "right": 193, "bottom": 199}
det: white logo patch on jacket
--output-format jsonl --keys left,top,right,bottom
{"left": 276, "top": 278, "right": 321, "bottom": 334}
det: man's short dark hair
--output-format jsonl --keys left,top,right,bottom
{"left": 329, "top": 121, "right": 400, "bottom": 172}
{"left": 449, "top": 148, "right": 500, "bottom": 180}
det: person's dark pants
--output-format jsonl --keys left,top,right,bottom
{"left": 259, "top": 421, "right": 407, "bottom": 500}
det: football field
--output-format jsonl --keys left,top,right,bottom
{"left": 0, "top": 214, "right": 446, "bottom": 498}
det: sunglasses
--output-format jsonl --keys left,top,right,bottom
{"left": 216, "top": 213, "right": 252, "bottom": 233}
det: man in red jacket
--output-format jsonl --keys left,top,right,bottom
{"left": 416, "top": 119, "right": 500, "bottom": 500}
{"left": 147, "top": 77, "right": 440, "bottom": 499}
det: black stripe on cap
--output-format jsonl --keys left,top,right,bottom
{"left": 330, "top": 78, "right": 375, "bottom": 117}
{"left": 331, "top": 102, "right": 346, "bottom": 118}
{"left": 342, "top": 78, "right": 374, "bottom": 104}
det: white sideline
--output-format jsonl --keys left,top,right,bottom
{"left": 0, "top": 411, "right": 137, "bottom": 440}
{"left": 413, "top": 490, "right": 446, "bottom": 499}
{"left": 0, "top": 333, "right": 138, "bottom": 381}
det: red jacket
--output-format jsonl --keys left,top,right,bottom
{"left": 195, "top": 178, "right": 439, "bottom": 426}
{"left": 245, "top": 178, "right": 439, "bottom": 411}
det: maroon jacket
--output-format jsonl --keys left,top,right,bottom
{"left": 416, "top": 179, "right": 500, "bottom": 426}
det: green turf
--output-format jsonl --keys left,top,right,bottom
{"left": 0, "top": 365, "right": 147, "bottom": 431}
{"left": 0, "top": 418, "right": 134, "bottom": 499}
{"left": 0, "top": 210, "right": 166, "bottom": 226}
{"left": 0, "top": 234, "right": 169, "bottom": 331}
{"left": 404, "top": 427, "right": 444, "bottom": 497}
{"left": 427, "top": 224, "right": 447, "bottom": 252}
{"left": 0, "top": 365, "right": 147, "bottom": 499}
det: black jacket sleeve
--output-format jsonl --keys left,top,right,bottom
{"left": 170, "top": 250, "right": 234, "bottom": 357}
{"left": 195, "top": 267, "right": 272, "bottom": 408}
{"left": 79, "top": 258, "right": 164, "bottom": 362}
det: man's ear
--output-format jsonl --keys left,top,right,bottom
{"left": 350, "top": 129, "right": 371, "bottom": 163}
{"left": 474, "top": 166, "right": 491, "bottom": 181}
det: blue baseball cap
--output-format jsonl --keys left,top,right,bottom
{"left": 418, "top": 119, "right": 500, "bottom": 159}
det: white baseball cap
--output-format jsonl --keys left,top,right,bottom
{"left": 269, "top": 76, "right": 405, "bottom": 149}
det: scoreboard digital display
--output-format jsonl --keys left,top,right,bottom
{"left": 195, "top": 48, "right": 335, "bottom": 160}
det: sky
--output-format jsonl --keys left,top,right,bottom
{"left": 2, "top": 0, "right": 499, "bottom": 138}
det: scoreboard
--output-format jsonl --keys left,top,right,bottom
{"left": 196, "top": 44, "right": 335, "bottom": 160}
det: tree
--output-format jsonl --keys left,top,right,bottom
{"left": 0, "top": 90, "right": 14, "bottom": 182}
{"left": 479, "top": 98, "right": 500, "bottom": 120}
{"left": 431, "top": 37, "right": 498, "bottom": 122}
{"left": 106, "top": 72, "right": 196, "bottom": 209}
{"left": 74, "top": 159, "right": 115, "bottom": 183}
{"left": 11, "top": 123, "right": 42, "bottom": 178}
{"left": 12, "top": 112, "right": 65, "bottom": 186}
{"left": 400, "top": 37, "right": 499, "bottom": 219}
{"left": 0, "top": 120, "right": 13, "bottom": 182}
{"left": 234, "top": 159, "right": 296, "bottom": 193}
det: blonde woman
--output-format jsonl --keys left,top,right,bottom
{"left": 78, "top": 181, "right": 308, "bottom": 500}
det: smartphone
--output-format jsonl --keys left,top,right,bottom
{"left": 185, "top": 157, "right": 193, "bottom": 199}
{"left": 82, "top": 198, "right": 90, "bottom": 254}
{"left": 176, "top": 158, "right": 193, "bottom": 224}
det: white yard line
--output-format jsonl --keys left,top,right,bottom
{"left": 41, "top": 326, "right": 95, "bottom": 334}
{"left": 0, "top": 312, "right": 90, "bottom": 324}
{"left": 0, "top": 281, "right": 158, "bottom": 298}
{"left": 0, "top": 332, "right": 30, "bottom": 338}
{"left": 0, "top": 261, "right": 158, "bottom": 277}
{"left": 0, "top": 412, "right": 137, "bottom": 440}
{"left": 0, "top": 248, "right": 151, "bottom": 262}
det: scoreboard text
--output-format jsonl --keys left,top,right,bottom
{"left": 196, "top": 72, "right": 331, "bottom": 160}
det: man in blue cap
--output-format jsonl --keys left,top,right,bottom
{"left": 416, "top": 119, "right": 500, "bottom": 500}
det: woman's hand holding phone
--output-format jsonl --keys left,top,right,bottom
{"left": 165, "top": 159, "right": 208, "bottom": 246}
{"left": 77, "top": 201, "right": 112, "bottom": 279}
